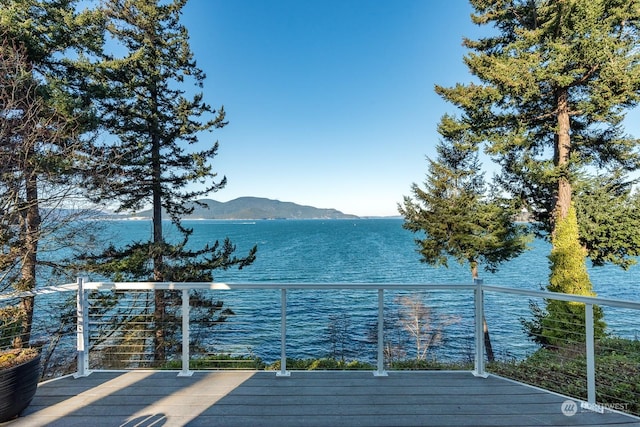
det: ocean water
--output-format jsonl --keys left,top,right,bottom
{"left": 108, "top": 217, "right": 640, "bottom": 293}
{"left": 95, "top": 218, "right": 640, "bottom": 364}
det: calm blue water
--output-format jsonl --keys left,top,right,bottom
{"left": 107, "top": 218, "right": 640, "bottom": 292}
{"left": 94, "top": 218, "right": 639, "bottom": 364}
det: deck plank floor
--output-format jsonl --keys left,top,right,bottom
{"left": 4, "top": 371, "right": 639, "bottom": 427}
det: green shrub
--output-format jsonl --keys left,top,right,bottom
{"left": 162, "top": 353, "right": 265, "bottom": 370}
{"left": 390, "top": 359, "right": 472, "bottom": 370}
{"left": 267, "top": 358, "right": 375, "bottom": 371}
{"left": 525, "top": 206, "right": 606, "bottom": 347}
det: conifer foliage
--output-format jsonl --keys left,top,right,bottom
{"left": 399, "top": 116, "right": 530, "bottom": 280}
{"left": 525, "top": 206, "right": 606, "bottom": 346}
{"left": 93, "top": 0, "right": 229, "bottom": 231}
{"left": 436, "top": 0, "right": 640, "bottom": 247}
{"left": 399, "top": 116, "right": 530, "bottom": 361}
{"left": 83, "top": 0, "right": 256, "bottom": 362}
{"left": 434, "top": 0, "right": 640, "bottom": 346}
{"left": 573, "top": 174, "right": 640, "bottom": 270}
{"left": 0, "top": 0, "right": 104, "bottom": 345}
{"left": 87, "top": 0, "right": 256, "bottom": 281}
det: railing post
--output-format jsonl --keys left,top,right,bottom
{"left": 178, "top": 288, "right": 193, "bottom": 377}
{"left": 585, "top": 303, "right": 596, "bottom": 405}
{"left": 374, "top": 288, "right": 388, "bottom": 376}
{"left": 473, "top": 278, "right": 487, "bottom": 378}
{"left": 277, "top": 288, "right": 290, "bottom": 377}
{"left": 74, "top": 277, "right": 90, "bottom": 378}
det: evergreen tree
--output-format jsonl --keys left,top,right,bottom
{"left": 435, "top": 0, "right": 640, "bottom": 342}
{"left": 436, "top": 0, "right": 640, "bottom": 232}
{"left": 525, "top": 206, "right": 606, "bottom": 346}
{"left": 436, "top": 0, "right": 640, "bottom": 249}
{"left": 84, "top": 0, "right": 256, "bottom": 362}
{"left": 399, "top": 115, "right": 531, "bottom": 361}
{"left": 0, "top": 0, "right": 104, "bottom": 345}
{"left": 574, "top": 174, "right": 640, "bottom": 270}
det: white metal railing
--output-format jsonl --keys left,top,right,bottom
{"left": 2, "top": 278, "right": 640, "bottom": 414}
{"left": 480, "top": 284, "right": 640, "bottom": 412}
{"left": 73, "top": 279, "right": 479, "bottom": 377}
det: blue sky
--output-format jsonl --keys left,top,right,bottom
{"left": 180, "top": 0, "right": 640, "bottom": 217}
{"left": 177, "top": 0, "right": 482, "bottom": 217}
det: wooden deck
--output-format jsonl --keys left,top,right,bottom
{"left": 4, "top": 371, "right": 639, "bottom": 427}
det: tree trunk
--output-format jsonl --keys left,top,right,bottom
{"left": 153, "top": 288, "right": 166, "bottom": 364}
{"left": 151, "top": 131, "right": 166, "bottom": 363}
{"left": 150, "top": 82, "right": 166, "bottom": 364}
{"left": 483, "top": 318, "right": 494, "bottom": 362}
{"left": 18, "top": 168, "right": 41, "bottom": 346}
{"left": 553, "top": 88, "right": 572, "bottom": 228}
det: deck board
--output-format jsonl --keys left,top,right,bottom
{"left": 4, "top": 371, "right": 639, "bottom": 427}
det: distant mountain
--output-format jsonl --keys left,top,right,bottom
{"left": 132, "top": 197, "right": 358, "bottom": 220}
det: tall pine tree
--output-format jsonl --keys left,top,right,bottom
{"left": 435, "top": 0, "right": 640, "bottom": 343}
{"left": 400, "top": 115, "right": 530, "bottom": 279}
{"left": 0, "top": 0, "right": 104, "bottom": 345}
{"left": 436, "top": 0, "right": 640, "bottom": 245}
{"left": 399, "top": 115, "right": 531, "bottom": 361}
{"left": 84, "top": 0, "right": 256, "bottom": 362}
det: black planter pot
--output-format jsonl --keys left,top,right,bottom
{"left": 0, "top": 354, "right": 41, "bottom": 422}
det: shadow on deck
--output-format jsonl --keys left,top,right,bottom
{"left": 4, "top": 371, "right": 639, "bottom": 427}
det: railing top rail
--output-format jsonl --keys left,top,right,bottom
{"left": 481, "top": 284, "right": 640, "bottom": 310}
{"left": 0, "top": 283, "right": 77, "bottom": 302}
{"left": 2, "top": 281, "right": 639, "bottom": 311}
{"left": 79, "top": 281, "right": 478, "bottom": 291}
